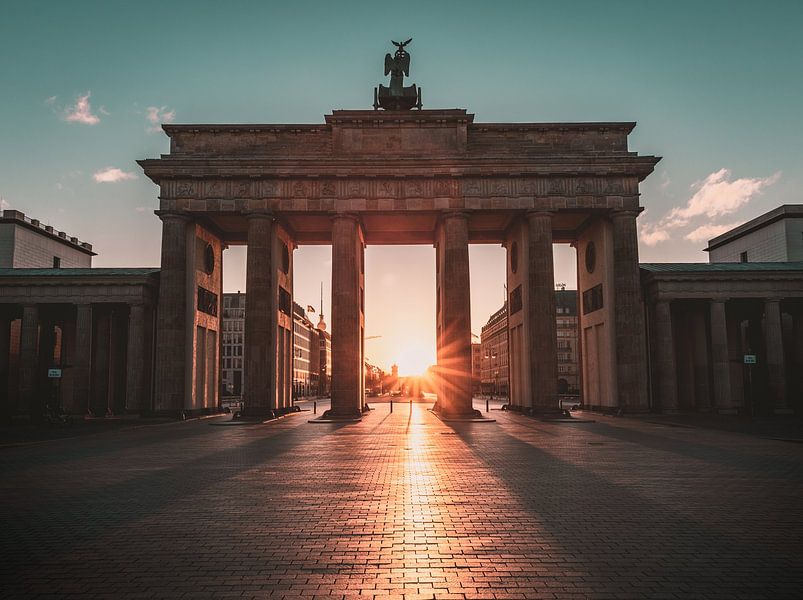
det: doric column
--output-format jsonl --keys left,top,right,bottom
{"left": 243, "top": 212, "right": 276, "bottom": 417}
{"left": 72, "top": 303, "right": 92, "bottom": 414}
{"left": 19, "top": 304, "right": 39, "bottom": 417}
{"left": 764, "top": 299, "right": 788, "bottom": 413}
{"left": 434, "top": 211, "right": 475, "bottom": 417}
{"left": 611, "top": 210, "right": 649, "bottom": 412}
{"left": 526, "top": 210, "right": 559, "bottom": 412}
{"left": 125, "top": 304, "right": 148, "bottom": 413}
{"left": 710, "top": 300, "right": 734, "bottom": 413}
{"left": 652, "top": 300, "right": 678, "bottom": 413}
{"left": 328, "top": 213, "right": 365, "bottom": 418}
{"left": 0, "top": 312, "right": 11, "bottom": 420}
{"left": 691, "top": 307, "right": 711, "bottom": 411}
{"left": 153, "top": 211, "right": 190, "bottom": 412}
{"left": 794, "top": 310, "right": 803, "bottom": 405}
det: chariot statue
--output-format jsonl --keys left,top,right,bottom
{"left": 374, "top": 38, "right": 422, "bottom": 110}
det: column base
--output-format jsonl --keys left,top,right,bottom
{"left": 311, "top": 409, "right": 363, "bottom": 423}
{"left": 431, "top": 400, "right": 487, "bottom": 421}
{"left": 773, "top": 407, "right": 794, "bottom": 415}
{"left": 237, "top": 405, "right": 301, "bottom": 421}
{"left": 717, "top": 408, "right": 739, "bottom": 415}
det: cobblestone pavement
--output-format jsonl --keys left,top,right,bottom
{"left": 2, "top": 399, "right": 802, "bottom": 599}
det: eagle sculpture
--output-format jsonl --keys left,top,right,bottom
{"left": 374, "top": 38, "right": 422, "bottom": 110}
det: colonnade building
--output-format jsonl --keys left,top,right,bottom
{"left": 2, "top": 109, "right": 802, "bottom": 422}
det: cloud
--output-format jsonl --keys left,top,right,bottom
{"left": 93, "top": 167, "right": 137, "bottom": 183}
{"left": 684, "top": 222, "right": 741, "bottom": 243}
{"left": 64, "top": 92, "right": 101, "bottom": 125}
{"left": 665, "top": 168, "right": 780, "bottom": 228}
{"left": 135, "top": 206, "right": 150, "bottom": 213}
{"left": 1, "top": 198, "right": 10, "bottom": 211}
{"left": 146, "top": 105, "right": 176, "bottom": 133}
{"left": 639, "top": 168, "right": 780, "bottom": 246}
{"left": 640, "top": 224, "right": 671, "bottom": 246}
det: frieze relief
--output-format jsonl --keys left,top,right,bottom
{"left": 162, "top": 175, "right": 638, "bottom": 201}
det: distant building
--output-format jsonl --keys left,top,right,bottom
{"left": 471, "top": 342, "right": 482, "bottom": 393}
{"left": 555, "top": 290, "right": 580, "bottom": 394}
{"left": 220, "top": 296, "right": 331, "bottom": 400}
{"left": 316, "top": 313, "right": 331, "bottom": 397}
{"left": 221, "top": 293, "right": 245, "bottom": 397}
{"left": 705, "top": 205, "right": 803, "bottom": 263}
{"left": 0, "top": 209, "right": 95, "bottom": 268}
{"left": 293, "top": 302, "right": 319, "bottom": 398}
{"left": 480, "top": 290, "right": 580, "bottom": 398}
{"left": 480, "top": 304, "right": 509, "bottom": 397}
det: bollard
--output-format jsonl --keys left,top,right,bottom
{"left": 486, "top": 398, "right": 490, "bottom": 413}
{"left": 313, "top": 401, "right": 317, "bottom": 415}
{"left": 390, "top": 400, "right": 393, "bottom": 413}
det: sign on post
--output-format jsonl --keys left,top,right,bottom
{"left": 743, "top": 355, "right": 757, "bottom": 365}
{"left": 47, "top": 368, "right": 62, "bottom": 378}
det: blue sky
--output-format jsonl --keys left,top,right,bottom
{"left": 1, "top": 0, "right": 802, "bottom": 372}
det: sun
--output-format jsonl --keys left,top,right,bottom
{"left": 394, "top": 341, "right": 435, "bottom": 377}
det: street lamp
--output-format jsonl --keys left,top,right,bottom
{"left": 484, "top": 349, "right": 497, "bottom": 400}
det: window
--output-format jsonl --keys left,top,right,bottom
{"left": 53, "top": 256, "right": 61, "bottom": 268}
{"left": 740, "top": 251, "right": 748, "bottom": 263}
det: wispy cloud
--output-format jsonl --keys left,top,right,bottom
{"left": 639, "top": 168, "right": 780, "bottom": 246}
{"left": 93, "top": 167, "right": 136, "bottom": 183}
{"left": 665, "top": 168, "right": 779, "bottom": 228}
{"left": 64, "top": 92, "right": 101, "bottom": 125}
{"left": 0, "top": 197, "right": 10, "bottom": 211}
{"left": 135, "top": 206, "right": 150, "bottom": 213}
{"left": 684, "top": 222, "right": 741, "bottom": 243}
{"left": 146, "top": 105, "right": 176, "bottom": 133}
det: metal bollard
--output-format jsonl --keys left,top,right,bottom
{"left": 486, "top": 398, "right": 490, "bottom": 413}
{"left": 313, "top": 401, "right": 317, "bottom": 414}
{"left": 390, "top": 400, "right": 393, "bottom": 413}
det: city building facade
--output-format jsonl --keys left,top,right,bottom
{"left": 471, "top": 342, "right": 481, "bottom": 394}
{"left": 555, "top": 290, "right": 580, "bottom": 395}
{"left": 481, "top": 290, "right": 580, "bottom": 400}
{"left": 705, "top": 205, "right": 803, "bottom": 263}
{"left": 1, "top": 210, "right": 95, "bottom": 268}
{"left": 221, "top": 292, "right": 245, "bottom": 397}
{"left": 293, "top": 303, "right": 320, "bottom": 398}
{"left": 480, "top": 304, "right": 509, "bottom": 397}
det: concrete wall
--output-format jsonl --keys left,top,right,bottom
{"left": 0, "top": 223, "right": 92, "bottom": 268}
{"left": 709, "top": 220, "right": 790, "bottom": 263}
{"left": 786, "top": 219, "right": 803, "bottom": 261}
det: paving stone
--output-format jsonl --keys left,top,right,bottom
{"left": 1, "top": 401, "right": 802, "bottom": 599}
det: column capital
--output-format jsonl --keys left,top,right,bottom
{"left": 330, "top": 211, "right": 361, "bottom": 223}
{"left": 244, "top": 210, "right": 275, "bottom": 221}
{"left": 155, "top": 210, "right": 192, "bottom": 223}
{"left": 525, "top": 209, "right": 554, "bottom": 219}
{"left": 437, "top": 210, "right": 470, "bottom": 223}
{"left": 609, "top": 208, "right": 643, "bottom": 220}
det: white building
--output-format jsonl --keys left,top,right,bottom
{"left": 221, "top": 292, "right": 245, "bottom": 397}
{"left": 706, "top": 205, "right": 803, "bottom": 263}
{"left": 0, "top": 209, "right": 95, "bottom": 268}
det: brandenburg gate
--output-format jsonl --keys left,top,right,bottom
{"left": 138, "top": 42, "right": 659, "bottom": 420}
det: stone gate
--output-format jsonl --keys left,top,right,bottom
{"left": 139, "top": 108, "right": 659, "bottom": 419}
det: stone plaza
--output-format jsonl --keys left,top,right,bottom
{"left": 1, "top": 401, "right": 802, "bottom": 599}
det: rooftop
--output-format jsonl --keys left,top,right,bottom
{"left": 640, "top": 262, "right": 803, "bottom": 273}
{"left": 1, "top": 210, "right": 96, "bottom": 255}
{"left": 0, "top": 268, "right": 159, "bottom": 277}
{"left": 704, "top": 204, "right": 803, "bottom": 252}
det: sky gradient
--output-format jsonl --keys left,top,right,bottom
{"left": 1, "top": 1, "right": 802, "bottom": 374}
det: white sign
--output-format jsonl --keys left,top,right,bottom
{"left": 47, "top": 368, "right": 62, "bottom": 378}
{"left": 743, "top": 355, "right": 757, "bottom": 365}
